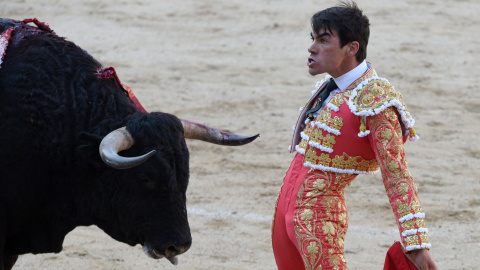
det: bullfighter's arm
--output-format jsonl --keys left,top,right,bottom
{"left": 366, "top": 107, "right": 431, "bottom": 252}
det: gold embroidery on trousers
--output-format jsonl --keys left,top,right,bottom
{"left": 293, "top": 171, "right": 355, "bottom": 269}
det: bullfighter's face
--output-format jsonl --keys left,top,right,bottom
{"left": 307, "top": 28, "right": 349, "bottom": 78}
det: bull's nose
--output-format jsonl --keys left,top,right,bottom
{"left": 164, "top": 241, "right": 192, "bottom": 257}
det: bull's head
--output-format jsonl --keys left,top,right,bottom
{"left": 96, "top": 113, "right": 258, "bottom": 264}
{"left": 99, "top": 119, "right": 258, "bottom": 170}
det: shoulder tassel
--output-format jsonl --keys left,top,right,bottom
{"left": 358, "top": 116, "right": 370, "bottom": 137}
{"left": 408, "top": 128, "right": 420, "bottom": 141}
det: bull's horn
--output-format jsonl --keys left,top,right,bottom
{"left": 180, "top": 119, "right": 259, "bottom": 146}
{"left": 99, "top": 127, "right": 156, "bottom": 169}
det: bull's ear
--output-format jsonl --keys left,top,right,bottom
{"left": 79, "top": 131, "right": 103, "bottom": 143}
{"left": 76, "top": 132, "right": 104, "bottom": 171}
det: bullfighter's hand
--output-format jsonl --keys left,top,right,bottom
{"left": 410, "top": 249, "right": 437, "bottom": 270}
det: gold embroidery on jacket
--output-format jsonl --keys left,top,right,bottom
{"left": 350, "top": 79, "right": 415, "bottom": 126}
{"left": 305, "top": 148, "right": 331, "bottom": 167}
{"left": 299, "top": 139, "right": 308, "bottom": 150}
{"left": 317, "top": 110, "right": 344, "bottom": 132}
{"left": 405, "top": 235, "right": 419, "bottom": 246}
{"left": 298, "top": 122, "right": 314, "bottom": 151}
{"left": 368, "top": 107, "right": 429, "bottom": 249}
{"left": 401, "top": 220, "right": 415, "bottom": 231}
{"left": 329, "top": 93, "right": 346, "bottom": 108}
{"left": 415, "top": 218, "right": 426, "bottom": 228}
{"left": 304, "top": 147, "right": 379, "bottom": 173}
{"left": 419, "top": 233, "right": 429, "bottom": 244}
{"left": 297, "top": 90, "right": 351, "bottom": 153}
{"left": 310, "top": 129, "right": 337, "bottom": 149}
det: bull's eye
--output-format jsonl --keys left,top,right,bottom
{"left": 137, "top": 175, "right": 156, "bottom": 189}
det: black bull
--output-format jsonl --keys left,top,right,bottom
{"left": 0, "top": 18, "right": 258, "bottom": 270}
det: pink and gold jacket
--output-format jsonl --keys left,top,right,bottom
{"left": 290, "top": 65, "right": 431, "bottom": 252}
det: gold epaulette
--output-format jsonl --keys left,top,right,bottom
{"left": 347, "top": 77, "right": 418, "bottom": 140}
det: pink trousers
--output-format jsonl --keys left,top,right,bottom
{"left": 272, "top": 154, "right": 355, "bottom": 269}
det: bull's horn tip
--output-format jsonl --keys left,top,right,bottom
{"left": 240, "top": 133, "right": 260, "bottom": 144}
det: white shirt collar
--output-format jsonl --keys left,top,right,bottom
{"left": 331, "top": 60, "right": 369, "bottom": 91}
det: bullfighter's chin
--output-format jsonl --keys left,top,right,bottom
{"left": 142, "top": 243, "right": 179, "bottom": 265}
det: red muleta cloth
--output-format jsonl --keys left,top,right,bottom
{"left": 384, "top": 242, "right": 418, "bottom": 270}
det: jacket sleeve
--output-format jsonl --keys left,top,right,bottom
{"left": 366, "top": 107, "right": 431, "bottom": 252}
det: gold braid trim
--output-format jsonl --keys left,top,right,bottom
{"left": 348, "top": 77, "right": 417, "bottom": 138}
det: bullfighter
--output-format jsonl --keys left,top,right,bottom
{"left": 271, "top": 2, "right": 437, "bottom": 269}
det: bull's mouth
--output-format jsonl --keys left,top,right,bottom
{"left": 142, "top": 243, "right": 180, "bottom": 265}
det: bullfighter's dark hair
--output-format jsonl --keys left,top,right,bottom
{"left": 311, "top": 1, "right": 370, "bottom": 62}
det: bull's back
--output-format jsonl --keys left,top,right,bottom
{"left": 0, "top": 21, "right": 102, "bottom": 166}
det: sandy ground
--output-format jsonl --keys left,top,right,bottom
{"left": 1, "top": 0, "right": 479, "bottom": 269}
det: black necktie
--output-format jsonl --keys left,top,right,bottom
{"left": 306, "top": 79, "right": 338, "bottom": 120}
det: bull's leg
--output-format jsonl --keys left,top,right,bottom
{"left": 3, "top": 255, "right": 17, "bottom": 270}
{"left": 0, "top": 205, "right": 17, "bottom": 270}
{"left": 0, "top": 204, "right": 6, "bottom": 270}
